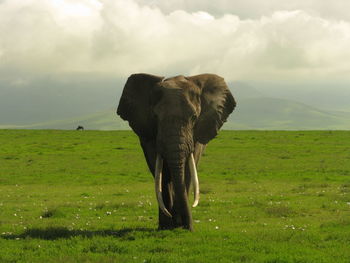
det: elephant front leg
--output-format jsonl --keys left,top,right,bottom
{"left": 140, "top": 138, "right": 175, "bottom": 230}
{"left": 158, "top": 208, "right": 173, "bottom": 230}
{"left": 158, "top": 181, "right": 189, "bottom": 230}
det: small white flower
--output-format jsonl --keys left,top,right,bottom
{"left": 215, "top": 226, "right": 219, "bottom": 229}
{"left": 106, "top": 211, "right": 112, "bottom": 215}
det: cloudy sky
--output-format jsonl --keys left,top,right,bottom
{"left": 1, "top": 0, "right": 350, "bottom": 124}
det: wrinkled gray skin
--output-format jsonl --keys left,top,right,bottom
{"left": 117, "top": 73, "right": 236, "bottom": 231}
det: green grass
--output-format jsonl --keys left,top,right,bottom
{"left": 0, "top": 130, "right": 350, "bottom": 262}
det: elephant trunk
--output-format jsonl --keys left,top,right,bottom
{"left": 167, "top": 157, "right": 193, "bottom": 231}
{"left": 155, "top": 125, "right": 196, "bottom": 230}
{"left": 155, "top": 143, "right": 194, "bottom": 230}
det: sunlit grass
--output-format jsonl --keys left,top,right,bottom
{"left": 0, "top": 130, "right": 350, "bottom": 262}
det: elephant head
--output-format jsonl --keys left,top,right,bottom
{"left": 117, "top": 73, "right": 236, "bottom": 231}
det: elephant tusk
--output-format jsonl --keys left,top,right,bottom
{"left": 188, "top": 153, "right": 200, "bottom": 207}
{"left": 155, "top": 154, "right": 172, "bottom": 218}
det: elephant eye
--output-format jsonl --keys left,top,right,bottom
{"left": 191, "top": 114, "right": 198, "bottom": 122}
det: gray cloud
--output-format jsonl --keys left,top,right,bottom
{"left": 0, "top": 0, "right": 350, "bottom": 84}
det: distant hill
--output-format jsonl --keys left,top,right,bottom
{"left": 0, "top": 110, "right": 129, "bottom": 130}
{"left": 223, "top": 82, "right": 350, "bottom": 130}
{"left": 0, "top": 74, "right": 124, "bottom": 125}
{"left": 1, "top": 81, "right": 350, "bottom": 130}
{"left": 2, "top": 97, "right": 349, "bottom": 130}
{"left": 225, "top": 97, "right": 350, "bottom": 130}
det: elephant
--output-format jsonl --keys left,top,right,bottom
{"left": 117, "top": 73, "right": 236, "bottom": 231}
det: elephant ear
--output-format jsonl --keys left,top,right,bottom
{"left": 117, "top": 73, "right": 164, "bottom": 138}
{"left": 189, "top": 74, "right": 236, "bottom": 144}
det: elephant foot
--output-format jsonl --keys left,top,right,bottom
{"left": 158, "top": 224, "right": 174, "bottom": 230}
{"left": 158, "top": 209, "right": 174, "bottom": 230}
{"left": 158, "top": 222, "right": 193, "bottom": 231}
{"left": 158, "top": 211, "right": 193, "bottom": 231}
{"left": 174, "top": 221, "right": 193, "bottom": 231}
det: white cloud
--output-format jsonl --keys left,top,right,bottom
{"left": 135, "top": 0, "right": 350, "bottom": 21}
{"left": 0, "top": 0, "right": 350, "bottom": 84}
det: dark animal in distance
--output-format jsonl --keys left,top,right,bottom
{"left": 117, "top": 73, "right": 236, "bottom": 231}
{"left": 76, "top": 126, "right": 84, "bottom": 130}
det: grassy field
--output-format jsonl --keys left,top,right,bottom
{"left": 0, "top": 130, "right": 350, "bottom": 263}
